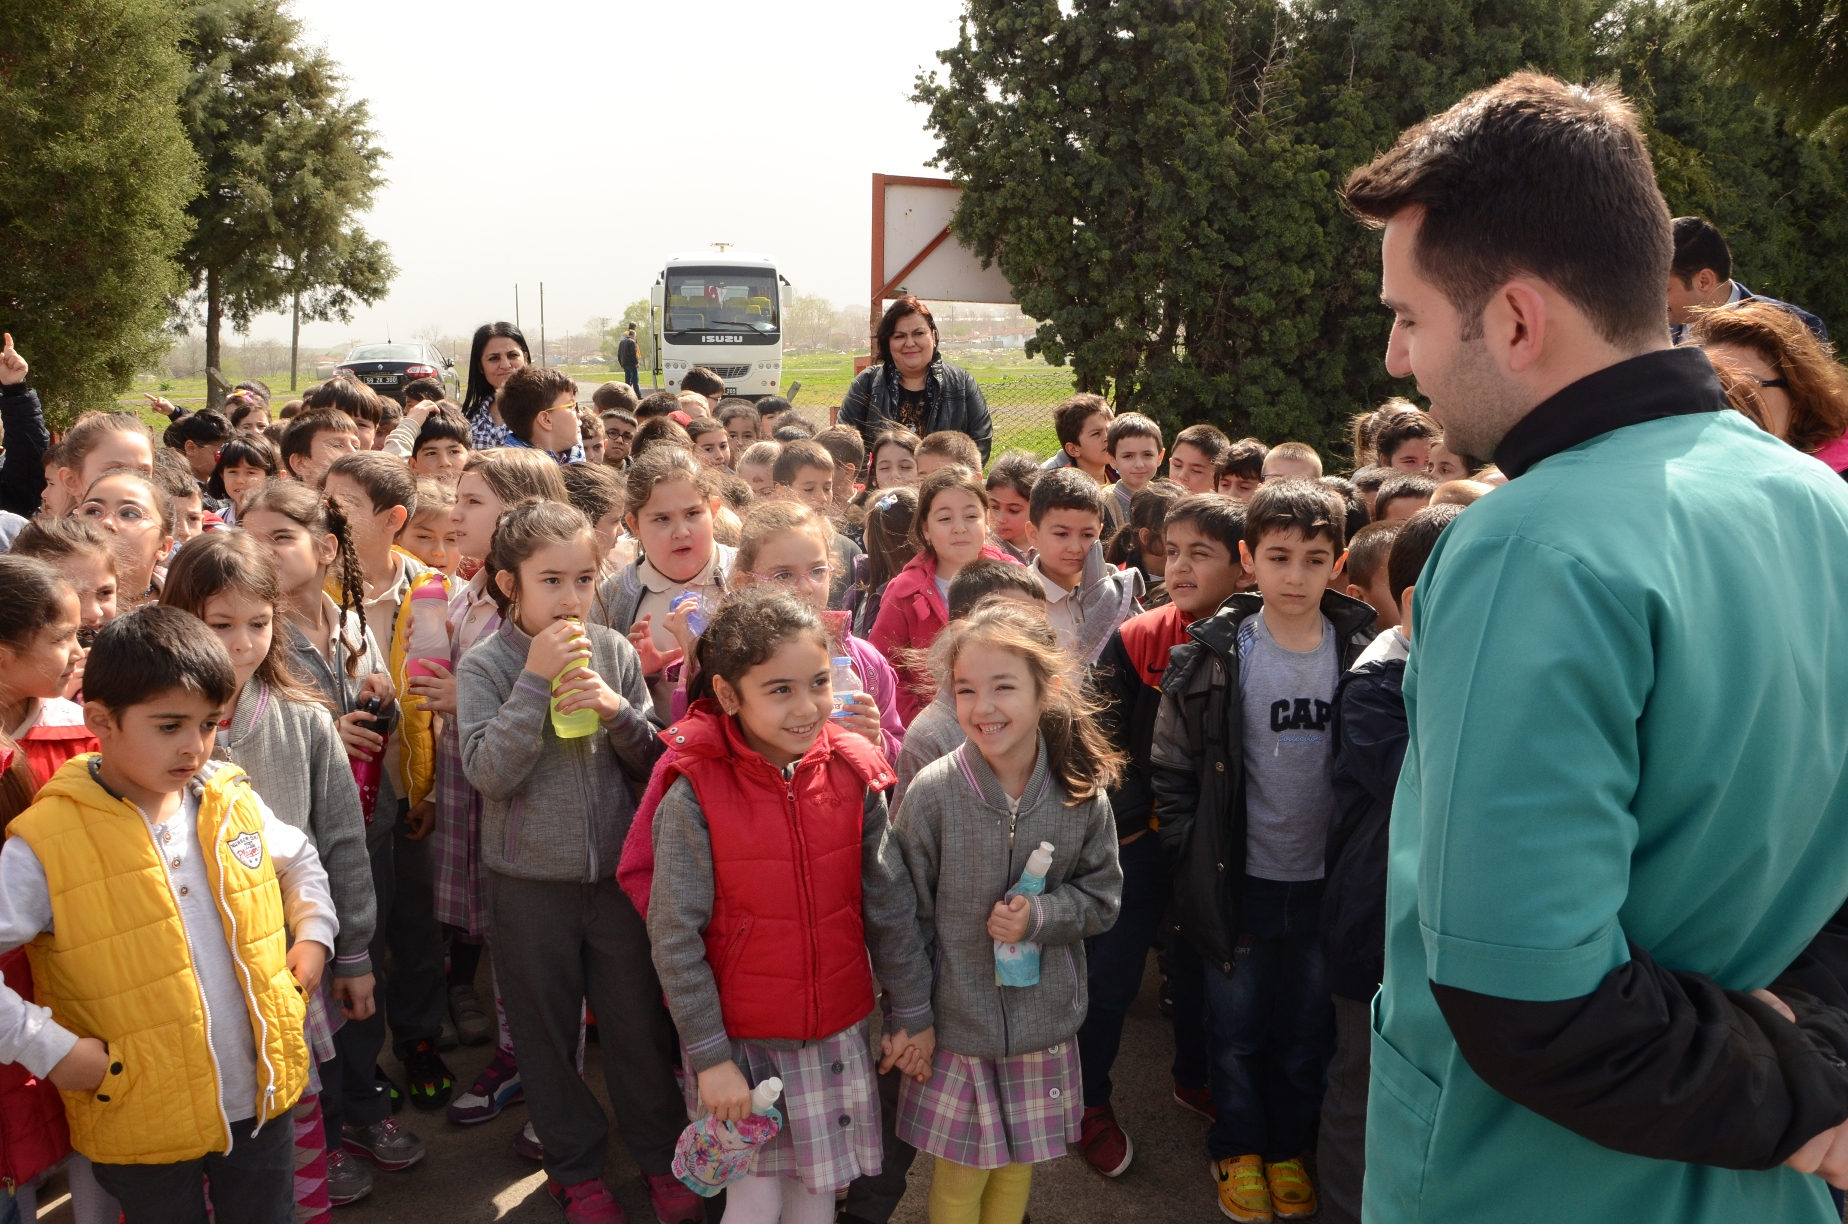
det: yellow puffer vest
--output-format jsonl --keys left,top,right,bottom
{"left": 327, "top": 551, "right": 446, "bottom": 807}
{"left": 9, "top": 756, "right": 308, "bottom": 1164}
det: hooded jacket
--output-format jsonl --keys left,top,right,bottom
{"left": 1149, "top": 589, "right": 1377, "bottom": 974}
{"left": 867, "top": 545, "right": 1020, "bottom": 725}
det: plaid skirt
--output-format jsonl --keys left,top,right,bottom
{"left": 432, "top": 716, "right": 486, "bottom": 934}
{"left": 303, "top": 974, "right": 341, "bottom": 1096}
{"left": 679, "top": 1019, "right": 883, "bottom": 1194}
{"left": 896, "top": 1040, "right": 1081, "bottom": 1169}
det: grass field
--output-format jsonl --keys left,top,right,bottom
{"left": 119, "top": 350, "right": 1076, "bottom": 460}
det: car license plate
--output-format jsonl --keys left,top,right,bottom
{"left": 363, "top": 375, "right": 394, "bottom": 386}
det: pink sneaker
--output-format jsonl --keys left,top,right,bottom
{"left": 646, "top": 1173, "right": 702, "bottom": 1224}
{"left": 547, "top": 1177, "right": 627, "bottom": 1224}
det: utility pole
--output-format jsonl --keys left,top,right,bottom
{"left": 290, "top": 291, "right": 301, "bottom": 391}
{"left": 540, "top": 282, "right": 547, "bottom": 368}
{"left": 515, "top": 285, "right": 521, "bottom": 334}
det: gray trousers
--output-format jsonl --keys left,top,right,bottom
{"left": 1316, "top": 993, "right": 1371, "bottom": 1224}
{"left": 91, "top": 1114, "right": 292, "bottom": 1224}
{"left": 489, "top": 872, "right": 685, "bottom": 1186}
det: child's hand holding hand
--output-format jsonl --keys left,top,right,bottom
{"left": 525, "top": 619, "right": 591, "bottom": 684}
{"left": 404, "top": 799, "right": 435, "bottom": 840}
{"left": 627, "top": 616, "right": 684, "bottom": 677}
{"left": 288, "top": 941, "right": 328, "bottom": 995}
{"left": 835, "top": 692, "right": 883, "bottom": 748}
{"left": 879, "top": 1026, "right": 936, "bottom": 1083}
{"left": 698, "top": 1059, "right": 753, "bottom": 1123}
{"left": 333, "top": 972, "right": 377, "bottom": 1020}
{"left": 987, "top": 895, "right": 1032, "bottom": 944}
{"left": 49, "top": 1037, "right": 108, "bottom": 1092}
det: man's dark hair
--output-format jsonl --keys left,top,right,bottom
{"left": 1321, "top": 475, "right": 1370, "bottom": 542}
{"left": 1219, "top": 437, "right": 1268, "bottom": 481}
{"left": 1375, "top": 410, "right": 1442, "bottom": 464}
{"left": 1245, "top": 477, "right": 1346, "bottom": 553}
{"left": 1388, "top": 502, "right": 1466, "bottom": 605}
{"left": 985, "top": 451, "right": 1040, "bottom": 501}
{"left": 1172, "top": 423, "right": 1231, "bottom": 465}
{"left": 402, "top": 377, "right": 446, "bottom": 406}
{"left": 87, "top": 605, "right": 236, "bottom": 713}
{"left": 281, "top": 410, "right": 357, "bottom": 478}
{"left": 496, "top": 367, "right": 578, "bottom": 441}
{"left": 680, "top": 367, "right": 726, "bottom": 400}
{"left": 1162, "top": 493, "right": 1247, "bottom": 558}
{"left": 1053, "top": 393, "right": 1112, "bottom": 449}
{"left": 1671, "top": 215, "right": 1733, "bottom": 285}
{"left": 814, "top": 426, "right": 866, "bottom": 473}
{"left": 635, "top": 391, "right": 679, "bottom": 421}
{"left": 1029, "top": 466, "right": 1107, "bottom": 526}
{"left": 1344, "top": 73, "right": 1671, "bottom": 347}
{"left": 1376, "top": 472, "right": 1439, "bottom": 517}
{"left": 948, "top": 558, "right": 1047, "bottom": 620}
{"left": 772, "top": 439, "right": 835, "bottom": 486}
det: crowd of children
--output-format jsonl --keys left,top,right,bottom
{"left": 0, "top": 321, "right": 1555, "bottom": 1224}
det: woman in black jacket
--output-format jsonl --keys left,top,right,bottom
{"left": 839, "top": 296, "right": 993, "bottom": 463}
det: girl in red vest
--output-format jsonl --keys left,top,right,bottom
{"left": 0, "top": 734, "right": 118, "bottom": 1223}
{"left": 0, "top": 557, "right": 96, "bottom": 788}
{"left": 868, "top": 466, "right": 1021, "bottom": 725}
{"left": 8, "top": 518, "right": 120, "bottom": 704}
{"left": 647, "top": 587, "right": 935, "bottom": 1224}
{"left": 892, "top": 600, "right": 1125, "bottom": 1224}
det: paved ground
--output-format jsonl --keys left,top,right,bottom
{"left": 39, "top": 949, "right": 1226, "bottom": 1223}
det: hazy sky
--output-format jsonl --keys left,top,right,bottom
{"left": 265, "top": 0, "right": 970, "bottom": 353}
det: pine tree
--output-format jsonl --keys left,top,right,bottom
{"left": 0, "top": 0, "right": 199, "bottom": 422}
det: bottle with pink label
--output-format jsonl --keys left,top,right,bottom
{"left": 403, "top": 571, "right": 449, "bottom": 682}
{"left": 671, "top": 1076, "right": 784, "bottom": 1197}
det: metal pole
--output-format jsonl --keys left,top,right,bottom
{"left": 515, "top": 285, "right": 521, "bottom": 333}
{"left": 540, "top": 282, "right": 547, "bottom": 368}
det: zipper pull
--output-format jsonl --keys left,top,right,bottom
{"left": 253, "top": 1087, "right": 275, "bottom": 1137}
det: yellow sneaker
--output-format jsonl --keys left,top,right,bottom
{"left": 1266, "top": 1157, "right": 1319, "bottom": 1220}
{"left": 1213, "top": 1154, "right": 1273, "bottom": 1222}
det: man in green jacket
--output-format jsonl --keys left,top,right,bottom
{"left": 1344, "top": 72, "right": 1848, "bottom": 1222}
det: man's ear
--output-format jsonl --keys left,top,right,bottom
{"left": 1484, "top": 280, "right": 1550, "bottom": 376}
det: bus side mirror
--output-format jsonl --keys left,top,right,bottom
{"left": 650, "top": 286, "right": 664, "bottom": 311}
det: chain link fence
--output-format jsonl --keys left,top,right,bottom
{"left": 974, "top": 370, "right": 1079, "bottom": 459}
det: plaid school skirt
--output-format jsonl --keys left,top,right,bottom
{"left": 303, "top": 974, "right": 341, "bottom": 1095}
{"left": 680, "top": 1019, "right": 883, "bottom": 1194}
{"left": 896, "top": 1040, "right": 1081, "bottom": 1169}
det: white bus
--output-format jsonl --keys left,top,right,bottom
{"left": 649, "top": 251, "right": 789, "bottom": 400}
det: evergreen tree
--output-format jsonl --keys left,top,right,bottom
{"left": 1683, "top": 0, "right": 1848, "bottom": 135}
{"left": 0, "top": 0, "right": 199, "bottom": 422}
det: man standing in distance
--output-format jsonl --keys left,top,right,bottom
{"left": 1345, "top": 73, "right": 1848, "bottom": 1223}
{"left": 617, "top": 322, "right": 641, "bottom": 396}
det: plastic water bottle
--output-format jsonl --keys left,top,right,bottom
{"left": 349, "top": 696, "right": 395, "bottom": 825}
{"left": 671, "top": 1076, "right": 785, "bottom": 1196}
{"left": 403, "top": 572, "right": 449, "bottom": 682}
{"left": 550, "top": 618, "right": 600, "bottom": 739}
{"left": 669, "top": 590, "right": 707, "bottom": 636}
{"left": 995, "top": 842, "right": 1055, "bottom": 987}
{"left": 829, "top": 656, "right": 859, "bottom": 720}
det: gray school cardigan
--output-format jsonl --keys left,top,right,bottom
{"left": 286, "top": 608, "right": 399, "bottom": 844}
{"left": 893, "top": 691, "right": 963, "bottom": 813}
{"left": 217, "top": 678, "right": 378, "bottom": 976}
{"left": 893, "top": 736, "right": 1123, "bottom": 1060}
{"left": 457, "top": 618, "right": 661, "bottom": 882}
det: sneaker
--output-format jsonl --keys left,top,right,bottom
{"left": 438, "top": 1011, "right": 459, "bottom": 1051}
{"left": 403, "top": 1039, "right": 455, "bottom": 1111}
{"left": 1174, "top": 1080, "right": 1217, "bottom": 1121}
{"left": 547, "top": 1177, "right": 627, "bottom": 1224}
{"left": 374, "top": 1064, "right": 403, "bottom": 1114}
{"left": 1266, "top": 1158, "right": 1318, "bottom": 1220}
{"left": 342, "top": 1117, "right": 427, "bottom": 1172}
{"left": 448, "top": 1047, "right": 522, "bottom": 1125}
{"left": 646, "top": 1172, "right": 702, "bottom": 1224}
{"left": 515, "top": 1119, "right": 545, "bottom": 1161}
{"left": 324, "top": 1148, "right": 373, "bottom": 1206}
{"left": 450, "top": 983, "right": 493, "bottom": 1046}
{"left": 1213, "top": 1155, "right": 1272, "bottom": 1222}
{"left": 1078, "top": 1104, "right": 1134, "bottom": 1178}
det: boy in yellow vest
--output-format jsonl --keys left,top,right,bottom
{"left": 0, "top": 606, "right": 337, "bottom": 1223}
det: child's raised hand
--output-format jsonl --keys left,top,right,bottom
{"left": 525, "top": 619, "right": 591, "bottom": 683}
{"left": 0, "top": 334, "right": 27, "bottom": 386}
{"left": 627, "top": 616, "right": 683, "bottom": 677}
{"left": 553, "top": 663, "right": 625, "bottom": 721}
{"left": 663, "top": 596, "right": 702, "bottom": 659}
{"left": 697, "top": 1059, "right": 753, "bottom": 1123}
{"left": 835, "top": 692, "right": 883, "bottom": 749}
{"left": 987, "top": 895, "right": 1032, "bottom": 944}
{"left": 287, "top": 940, "right": 328, "bottom": 995}
{"left": 49, "top": 1036, "right": 108, "bottom": 1092}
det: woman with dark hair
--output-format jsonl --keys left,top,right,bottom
{"left": 839, "top": 295, "right": 993, "bottom": 463}
{"left": 1686, "top": 301, "right": 1848, "bottom": 476}
{"left": 462, "top": 322, "right": 532, "bottom": 449}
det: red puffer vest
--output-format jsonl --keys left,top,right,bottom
{"left": 661, "top": 701, "right": 896, "bottom": 1042}
{"left": 0, "top": 948, "right": 71, "bottom": 1189}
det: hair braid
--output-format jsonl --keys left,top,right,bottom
{"left": 320, "top": 493, "right": 369, "bottom": 676}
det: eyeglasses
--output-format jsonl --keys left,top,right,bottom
{"left": 1754, "top": 376, "right": 1790, "bottom": 390}
{"left": 744, "top": 563, "right": 836, "bottom": 588}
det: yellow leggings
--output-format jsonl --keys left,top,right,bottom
{"left": 927, "top": 1157, "right": 1033, "bottom": 1224}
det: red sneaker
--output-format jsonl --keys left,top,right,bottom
{"left": 1079, "top": 1103, "right": 1134, "bottom": 1177}
{"left": 646, "top": 1173, "right": 702, "bottom": 1224}
{"left": 547, "top": 1177, "right": 627, "bottom": 1224}
{"left": 1173, "top": 1080, "right": 1217, "bottom": 1121}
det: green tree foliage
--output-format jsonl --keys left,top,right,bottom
{"left": 0, "top": 0, "right": 199, "bottom": 422}
{"left": 178, "top": 0, "right": 392, "bottom": 403}
{"left": 602, "top": 299, "right": 655, "bottom": 369}
{"left": 1683, "top": 0, "right": 1847, "bottom": 135}
{"left": 922, "top": 0, "right": 1848, "bottom": 461}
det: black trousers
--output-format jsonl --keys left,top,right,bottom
{"left": 91, "top": 1113, "right": 293, "bottom": 1224}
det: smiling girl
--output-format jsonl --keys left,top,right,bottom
{"left": 868, "top": 465, "right": 1019, "bottom": 724}
{"left": 0, "top": 557, "right": 94, "bottom": 786}
{"left": 10, "top": 518, "right": 120, "bottom": 700}
{"left": 208, "top": 433, "right": 280, "bottom": 526}
{"left": 77, "top": 469, "right": 173, "bottom": 605}
{"left": 893, "top": 600, "right": 1124, "bottom": 1224}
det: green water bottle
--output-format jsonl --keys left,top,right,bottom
{"left": 550, "top": 618, "right": 600, "bottom": 739}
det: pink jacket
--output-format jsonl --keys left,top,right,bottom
{"left": 867, "top": 545, "right": 1020, "bottom": 725}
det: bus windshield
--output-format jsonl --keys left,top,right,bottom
{"left": 664, "top": 267, "right": 778, "bottom": 333}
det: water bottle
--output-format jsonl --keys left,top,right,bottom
{"left": 349, "top": 696, "right": 395, "bottom": 825}
{"left": 403, "top": 572, "right": 450, "bottom": 682}
{"left": 829, "top": 656, "right": 859, "bottom": 720}
{"left": 669, "top": 590, "right": 707, "bottom": 636}
{"left": 550, "top": 617, "right": 600, "bottom": 739}
{"left": 671, "top": 1076, "right": 785, "bottom": 1196}
{"left": 995, "top": 842, "right": 1055, "bottom": 987}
